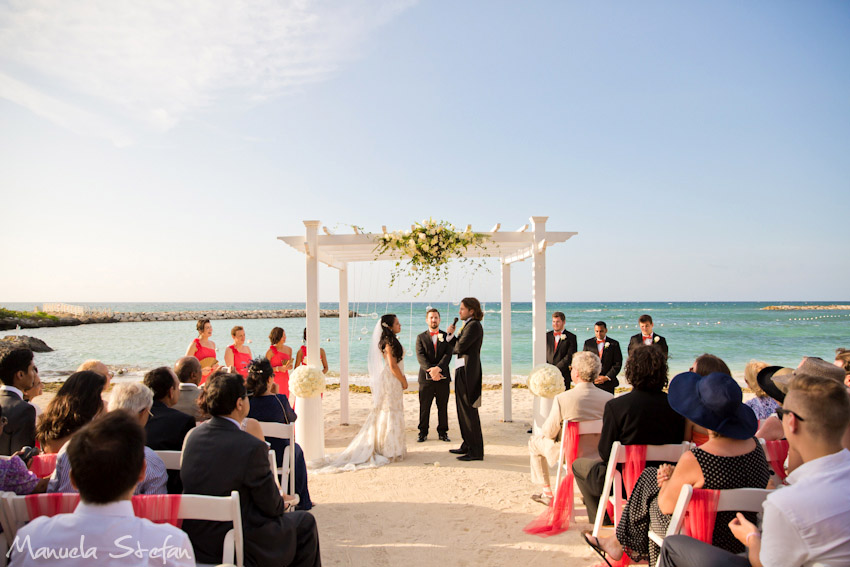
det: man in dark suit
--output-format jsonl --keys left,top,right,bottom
{"left": 415, "top": 308, "right": 453, "bottom": 443}
{"left": 0, "top": 348, "right": 37, "bottom": 456}
{"left": 181, "top": 373, "right": 321, "bottom": 567}
{"left": 582, "top": 321, "right": 623, "bottom": 394}
{"left": 143, "top": 366, "right": 196, "bottom": 494}
{"left": 449, "top": 297, "right": 485, "bottom": 462}
{"left": 627, "top": 313, "right": 669, "bottom": 358}
{"left": 572, "top": 346, "right": 685, "bottom": 523}
{"left": 173, "top": 356, "right": 204, "bottom": 420}
{"left": 547, "top": 311, "right": 578, "bottom": 390}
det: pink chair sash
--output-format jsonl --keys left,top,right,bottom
{"left": 523, "top": 422, "right": 580, "bottom": 537}
{"left": 607, "top": 445, "right": 648, "bottom": 567}
{"left": 684, "top": 488, "right": 721, "bottom": 544}
{"left": 132, "top": 494, "right": 183, "bottom": 527}
{"left": 25, "top": 493, "right": 80, "bottom": 519}
{"left": 764, "top": 440, "right": 789, "bottom": 481}
{"left": 28, "top": 454, "right": 58, "bottom": 478}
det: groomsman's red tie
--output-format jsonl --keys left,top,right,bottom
{"left": 554, "top": 331, "right": 561, "bottom": 348}
{"left": 597, "top": 339, "right": 604, "bottom": 356}
{"left": 431, "top": 331, "right": 439, "bottom": 352}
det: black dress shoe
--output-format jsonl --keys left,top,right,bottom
{"left": 527, "top": 428, "right": 533, "bottom": 434}
{"left": 439, "top": 434, "right": 451, "bottom": 442}
{"left": 417, "top": 434, "right": 427, "bottom": 443}
{"left": 456, "top": 454, "right": 483, "bottom": 461}
{"left": 449, "top": 447, "right": 468, "bottom": 455}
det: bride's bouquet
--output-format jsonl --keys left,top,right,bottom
{"left": 527, "top": 364, "right": 566, "bottom": 398}
{"left": 290, "top": 365, "right": 326, "bottom": 398}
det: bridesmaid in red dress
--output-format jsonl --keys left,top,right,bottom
{"left": 294, "top": 327, "right": 329, "bottom": 374}
{"left": 265, "top": 327, "right": 293, "bottom": 397}
{"left": 186, "top": 319, "right": 219, "bottom": 383}
{"left": 224, "top": 325, "right": 253, "bottom": 378}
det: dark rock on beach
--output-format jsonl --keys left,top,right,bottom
{"left": 0, "top": 335, "right": 53, "bottom": 355}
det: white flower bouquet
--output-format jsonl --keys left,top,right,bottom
{"left": 527, "top": 363, "right": 566, "bottom": 398}
{"left": 290, "top": 365, "right": 326, "bottom": 398}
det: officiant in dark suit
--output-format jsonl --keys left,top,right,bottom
{"left": 415, "top": 308, "right": 453, "bottom": 443}
{"left": 627, "top": 314, "right": 669, "bottom": 358}
{"left": 546, "top": 312, "right": 577, "bottom": 389}
{"left": 582, "top": 321, "right": 623, "bottom": 394}
{"left": 449, "top": 298, "right": 485, "bottom": 462}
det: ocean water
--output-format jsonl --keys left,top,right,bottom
{"left": 3, "top": 301, "right": 849, "bottom": 383}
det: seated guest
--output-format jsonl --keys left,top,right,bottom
{"left": 743, "top": 360, "right": 779, "bottom": 420}
{"left": 9, "top": 411, "right": 195, "bottom": 567}
{"left": 754, "top": 364, "right": 792, "bottom": 442}
{"left": 0, "top": 405, "right": 47, "bottom": 494}
{"left": 246, "top": 358, "right": 312, "bottom": 510}
{"left": 528, "top": 351, "right": 612, "bottom": 505}
{"left": 657, "top": 373, "right": 850, "bottom": 567}
{"left": 39, "top": 370, "right": 106, "bottom": 458}
{"left": 583, "top": 371, "right": 771, "bottom": 566}
{"left": 573, "top": 345, "right": 686, "bottom": 524}
{"left": 105, "top": 383, "right": 167, "bottom": 495}
{"left": 23, "top": 372, "right": 43, "bottom": 417}
{"left": 835, "top": 347, "right": 850, "bottom": 387}
{"left": 181, "top": 373, "right": 321, "bottom": 567}
{"left": 0, "top": 348, "right": 38, "bottom": 455}
{"left": 685, "top": 354, "right": 732, "bottom": 445}
{"left": 76, "top": 359, "right": 114, "bottom": 386}
{"left": 173, "top": 356, "right": 205, "bottom": 420}
{"left": 143, "top": 366, "right": 195, "bottom": 494}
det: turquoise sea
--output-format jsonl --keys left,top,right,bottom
{"left": 4, "top": 302, "right": 849, "bottom": 383}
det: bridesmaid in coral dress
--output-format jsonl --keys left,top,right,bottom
{"left": 224, "top": 325, "right": 253, "bottom": 379}
{"left": 265, "top": 327, "right": 293, "bottom": 397}
{"left": 186, "top": 319, "right": 219, "bottom": 383}
{"left": 294, "top": 327, "right": 329, "bottom": 374}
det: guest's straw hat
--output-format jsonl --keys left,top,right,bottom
{"left": 757, "top": 366, "right": 794, "bottom": 403}
{"left": 770, "top": 357, "right": 845, "bottom": 393}
{"left": 668, "top": 372, "right": 758, "bottom": 440}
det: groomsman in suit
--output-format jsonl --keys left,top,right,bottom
{"left": 582, "top": 321, "right": 623, "bottom": 394}
{"left": 415, "top": 308, "right": 453, "bottom": 443}
{"left": 628, "top": 314, "right": 668, "bottom": 358}
{"left": 449, "top": 297, "right": 485, "bottom": 462}
{"left": 547, "top": 311, "right": 577, "bottom": 390}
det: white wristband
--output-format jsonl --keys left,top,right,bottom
{"left": 745, "top": 531, "right": 761, "bottom": 546}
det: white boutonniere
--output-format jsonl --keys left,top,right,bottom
{"left": 654, "top": 336, "right": 660, "bottom": 343}
{"left": 604, "top": 342, "right": 610, "bottom": 348}
{"left": 438, "top": 334, "right": 444, "bottom": 342}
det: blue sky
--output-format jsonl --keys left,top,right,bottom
{"left": 1, "top": 1, "right": 848, "bottom": 303}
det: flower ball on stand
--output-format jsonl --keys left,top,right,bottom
{"left": 527, "top": 363, "right": 566, "bottom": 434}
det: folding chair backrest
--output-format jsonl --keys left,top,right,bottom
{"left": 155, "top": 450, "right": 183, "bottom": 470}
{"left": 577, "top": 419, "right": 603, "bottom": 435}
{"left": 258, "top": 421, "right": 296, "bottom": 497}
{"left": 592, "top": 441, "right": 691, "bottom": 537}
{"left": 554, "top": 419, "right": 604, "bottom": 489}
{"left": 177, "top": 491, "right": 244, "bottom": 567}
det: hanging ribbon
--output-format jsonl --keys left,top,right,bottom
{"left": 25, "top": 493, "right": 80, "bottom": 519}
{"left": 684, "top": 488, "right": 720, "bottom": 544}
{"left": 523, "top": 422, "right": 580, "bottom": 537}
{"left": 606, "top": 445, "right": 648, "bottom": 567}
{"left": 764, "top": 440, "right": 789, "bottom": 481}
{"left": 28, "top": 453, "right": 58, "bottom": 478}
{"left": 132, "top": 494, "right": 183, "bottom": 527}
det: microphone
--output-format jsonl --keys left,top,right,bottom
{"left": 453, "top": 317, "right": 459, "bottom": 326}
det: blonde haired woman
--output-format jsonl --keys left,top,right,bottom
{"left": 743, "top": 360, "right": 779, "bottom": 419}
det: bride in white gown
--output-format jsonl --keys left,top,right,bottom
{"left": 315, "top": 314, "right": 408, "bottom": 473}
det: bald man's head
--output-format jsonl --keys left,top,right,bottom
{"left": 175, "top": 356, "right": 202, "bottom": 385}
{"left": 77, "top": 360, "right": 112, "bottom": 385}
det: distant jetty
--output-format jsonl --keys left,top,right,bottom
{"left": 762, "top": 305, "right": 850, "bottom": 311}
{"left": 0, "top": 308, "right": 359, "bottom": 330}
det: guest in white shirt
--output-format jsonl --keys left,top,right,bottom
{"left": 9, "top": 410, "right": 194, "bottom": 567}
{"left": 657, "top": 373, "right": 850, "bottom": 567}
{"left": 528, "top": 351, "right": 613, "bottom": 505}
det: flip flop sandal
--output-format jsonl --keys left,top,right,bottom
{"left": 530, "top": 493, "right": 552, "bottom": 506}
{"left": 582, "top": 531, "right": 613, "bottom": 567}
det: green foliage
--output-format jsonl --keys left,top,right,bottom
{"left": 0, "top": 307, "right": 58, "bottom": 321}
{"left": 374, "top": 219, "right": 491, "bottom": 296}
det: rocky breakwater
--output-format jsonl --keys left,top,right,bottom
{"left": 114, "top": 309, "right": 358, "bottom": 323}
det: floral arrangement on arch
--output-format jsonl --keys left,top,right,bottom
{"left": 374, "top": 219, "right": 490, "bottom": 295}
{"left": 527, "top": 364, "right": 566, "bottom": 398}
{"left": 290, "top": 365, "right": 326, "bottom": 398}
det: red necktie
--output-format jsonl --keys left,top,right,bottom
{"left": 431, "top": 331, "right": 438, "bottom": 352}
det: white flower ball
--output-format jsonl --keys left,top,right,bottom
{"left": 290, "top": 365, "right": 326, "bottom": 399}
{"left": 527, "top": 363, "right": 566, "bottom": 398}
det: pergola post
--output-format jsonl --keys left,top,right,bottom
{"left": 500, "top": 260, "right": 512, "bottom": 422}
{"left": 298, "top": 220, "right": 325, "bottom": 463}
{"left": 338, "top": 264, "right": 350, "bottom": 425}
{"left": 531, "top": 216, "right": 551, "bottom": 432}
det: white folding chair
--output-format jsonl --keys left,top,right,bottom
{"left": 258, "top": 421, "right": 297, "bottom": 498}
{"left": 553, "top": 419, "right": 604, "bottom": 489}
{"left": 155, "top": 449, "right": 183, "bottom": 471}
{"left": 1, "top": 491, "right": 244, "bottom": 567}
{"left": 592, "top": 441, "right": 692, "bottom": 536}
{"left": 648, "top": 484, "right": 771, "bottom": 566}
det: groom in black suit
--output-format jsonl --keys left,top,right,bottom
{"left": 627, "top": 313, "right": 669, "bottom": 358}
{"left": 449, "top": 297, "right": 485, "bottom": 461}
{"left": 582, "top": 321, "right": 623, "bottom": 394}
{"left": 415, "top": 308, "right": 453, "bottom": 443}
{"left": 546, "top": 311, "right": 577, "bottom": 390}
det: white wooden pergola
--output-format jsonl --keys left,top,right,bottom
{"left": 279, "top": 216, "right": 577, "bottom": 462}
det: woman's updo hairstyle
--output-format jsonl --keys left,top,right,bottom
{"left": 269, "top": 327, "right": 284, "bottom": 345}
{"left": 246, "top": 357, "right": 274, "bottom": 397}
{"left": 196, "top": 319, "right": 211, "bottom": 334}
{"left": 378, "top": 314, "right": 403, "bottom": 361}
